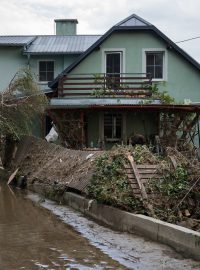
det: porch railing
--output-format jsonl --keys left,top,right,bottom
{"left": 58, "top": 73, "right": 152, "bottom": 98}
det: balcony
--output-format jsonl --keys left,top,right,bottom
{"left": 58, "top": 73, "right": 152, "bottom": 98}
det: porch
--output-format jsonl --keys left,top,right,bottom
{"left": 48, "top": 103, "right": 200, "bottom": 150}
{"left": 48, "top": 107, "right": 159, "bottom": 149}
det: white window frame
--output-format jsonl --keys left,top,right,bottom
{"left": 101, "top": 48, "right": 126, "bottom": 74}
{"left": 142, "top": 48, "right": 167, "bottom": 81}
{"left": 38, "top": 60, "right": 55, "bottom": 83}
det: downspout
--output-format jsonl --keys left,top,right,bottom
{"left": 197, "top": 119, "right": 200, "bottom": 148}
{"left": 27, "top": 53, "right": 30, "bottom": 70}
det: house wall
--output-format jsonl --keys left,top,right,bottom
{"left": 0, "top": 47, "right": 80, "bottom": 92}
{"left": 0, "top": 46, "right": 27, "bottom": 91}
{"left": 68, "top": 31, "right": 200, "bottom": 103}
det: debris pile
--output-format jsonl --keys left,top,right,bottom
{"left": 8, "top": 136, "right": 200, "bottom": 232}
{"left": 87, "top": 145, "right": 200, "bottom": 231}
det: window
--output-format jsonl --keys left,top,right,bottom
{"left": 39, "top": 61, "right": 54, "bottom": 82}
{"left": 104, "top": 113, "right": 122, "bottom": 140}
{"left": 146, "top": 52, "right": 164, "bottom": 79}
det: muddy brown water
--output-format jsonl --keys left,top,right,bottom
{"left": 0, "top": 182, "right": 127, "bottom": 270}
{"left": 1, "top": 181, "right": 200, "bottom": 270}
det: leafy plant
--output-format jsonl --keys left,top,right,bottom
{"left": 86, "top": 152, "right": 142, "bottom": 211}
{"left": 150, "top": 83, "right": 175, "bottom": 104}
{"left": 150, "top": 165, "right": 188, "bottom": 196}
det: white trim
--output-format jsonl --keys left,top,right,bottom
{"left": 142, "top": 48, "right": 168, "bottom": 81}
{"left": 37, "top": 59, "right": 55, "bottom": 83}
{"left": 101, "top": 48, "right": 126, "bottom": 74}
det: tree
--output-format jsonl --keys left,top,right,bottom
{"left": 0, "top": 69, "right": 48, "bottom": 140}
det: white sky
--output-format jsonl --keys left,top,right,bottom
{"left": 0, "top": 0, "right": 199, "bottom": 63}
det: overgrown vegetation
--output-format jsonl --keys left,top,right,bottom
{"left": 159, "top": 111, "right": 199, "bottom": 151}
{"left": 87, "top": 145, "right": 200, "bottom": 231}
{"left": 86, "top": 150, "right": 143, "bottom": 212}
{"left": 49, "top": 110, "right": 85, "bottom": 148}
{"left": 149, "top": 165, "right": 188, "bottom": 196}
{"left": 0, "top": 69, "right": 48, "bottom": 140}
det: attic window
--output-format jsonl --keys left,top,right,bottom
{"left": 146, "top": 52, "right": 164, "bottom": 79}
{"left": 39, "top": 61, "right": 54, "bottom": 82}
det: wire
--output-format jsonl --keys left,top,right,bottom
{"left": 176, "top": 36, "right": 200, "bottom": 43}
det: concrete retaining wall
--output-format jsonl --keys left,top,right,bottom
{"left": 30, "top": 183, "right": 200, "bottom": 261}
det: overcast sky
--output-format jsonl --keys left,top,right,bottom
{"left": 0, "top": 0, "right": 199, "bottom": 62}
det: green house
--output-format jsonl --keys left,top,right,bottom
{"left": 0, "top": 19, "right": 100, "bottom": 136}
{"left": 49, "top": 14, "right": 200, "bottom": 149}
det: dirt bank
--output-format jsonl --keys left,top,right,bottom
{"left": 12, "top": 136, "right": 103, "bottom": 192}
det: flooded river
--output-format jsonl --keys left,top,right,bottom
{"left": 0, "top": 181, "right": 200, "bottom": 270}
{"left": 0, "top": 182, "right": 126, "bottom": 270}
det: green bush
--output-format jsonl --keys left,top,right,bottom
{"left": 87, "top": 153, "right": 142, "bottom": 211}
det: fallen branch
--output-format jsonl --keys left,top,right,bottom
{"left": 175, "top": 176, "right": 200, "bottom": 209}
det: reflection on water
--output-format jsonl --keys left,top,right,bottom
{"left": 0, "top": 182, "right": 127, "bottom": 270}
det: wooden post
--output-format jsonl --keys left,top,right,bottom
{"left": 99, "top": 111, "right": 104, "bottom": 149}
{"left": 122, "top": 111, "right": 127, "bottom": 145}
{"left": 80, "top": 110, "right": 85, "bottom": 148}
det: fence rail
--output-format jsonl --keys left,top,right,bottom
{"left": 58, "top": 73, "right": 152, "bottom": 98}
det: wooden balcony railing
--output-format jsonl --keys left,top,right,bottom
{"left": 58, "top": 73, "right": 152, "bottom": 98}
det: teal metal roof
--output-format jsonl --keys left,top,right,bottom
{"left": 0, "top": 35, "right": 101, "bottom": 54}
{"left": 0, "top": 36, "right": 35, "bottom": 46}
{"left": 24, "top": 35, "right": 101, "bottom": 55}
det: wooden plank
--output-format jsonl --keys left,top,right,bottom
{"left": 126, "top": 165, "right": 158, "bottom": 169}
{"left": 64, "top": 76, "right": 149, "bottom": 80}
{"left": 138, "top": 169, "right": 158, "bottom": 174}
{"left": 168, "top": 155, "right": 177, "bottom": 169}
{"left": 65, "top": 77, "right": 97, "bottom": 80}
{"left": 136, "top": 164, "right": 158, "bottom": 169}
{"left": 129, "top": 175, "right": 160, "bottom": 180}
{"left": 127, "top": 155, "right": 148, "bottom": 199}
{"left": 7, "top": 168, "right": 19, "bottom": 185}
{"left": 140, "top": 174, "right": 161, "bottom": 179}
{"left": 63, "top": 81, "right": 150, "bottom": 85}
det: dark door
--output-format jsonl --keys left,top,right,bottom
{"left": 106, "top": 52, "right": 121, "bottom": 89}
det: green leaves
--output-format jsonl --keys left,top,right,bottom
{"left": 0, "top": 69, "right": 48, "bottom": 139}
{"left": 148, "top": 83, "right": 175, "bottom": 104}
{"left": 86, "top": 151, "right": 142, "bottom": 211}
{"left": 150, "top": 165, "right": 188, "bottom": 196}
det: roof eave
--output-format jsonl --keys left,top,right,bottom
{"left": 48, "top": 103, "right": 200, "bottom": 112}
{"left": 0, "top": 43, "right": 25, "bottom": 46}
{"left": 23, "top": 51, "right": 83, "bottom": 55}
